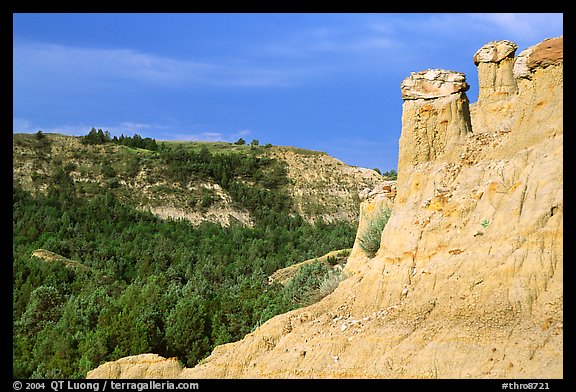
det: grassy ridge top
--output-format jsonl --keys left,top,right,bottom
{"left": 159, "top": 139, "right": 327, "bottom": 157}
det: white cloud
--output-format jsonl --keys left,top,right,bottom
{"left": 12, "top": 117, "right": 255, "bottom": 143}
{"left": 13, "top": 118, "right": 93, "bottom": 136}
{"left": 13, "top": 42, "right": 215, "bottom": 87}
{"left": 157, "top": 132, "right": 221, "bottom": 142}
{"left": 118, "top": 122, "right": 171, "bottom": 133}
{"left": 13, "top": 41, "right": 301, "bottom": 90}
{"left": 155, "top": 128, "right": 252, "bottom": 143}
{"left": 470, "top": 13, "right": 563, "bottom": 42}
{"left": 13, "top": 118, "right": 34, "bottom": 133}
{"left": 12, "top": 118, "right": 171, "bottom": 138}
{"left": 253, "top": 22, "right": 397, "bottom": 59}
{"left": 410, "top": 13, "right": 563, "bottom": 46}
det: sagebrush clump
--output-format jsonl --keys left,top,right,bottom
{"left": 282, "top": 261, "right": 346, "bottom": 306}
{"left": 359, "top": 207, "right": 392, "bottom": 257}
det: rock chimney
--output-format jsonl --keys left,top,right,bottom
{"left": 474, "top": 40, "right": 518, "bottom": 97}
{"left": 471, "top": 40, "right": 518, "bottom": 133}
{"left": 398, "top": 69, "right": 472, "bottom": 174}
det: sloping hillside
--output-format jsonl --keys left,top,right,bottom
{"left": 88, "top": 36, "right": 563, "bottom": 379}
{"left": 265, "top": 147, "right": 382, "bottom": 223}
{"left": 13, "top": 135, "right": 383, "bottom": 226}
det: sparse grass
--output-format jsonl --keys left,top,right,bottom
{"left": 160, "top": 140, "right": 256, "bottom": 155}
{"left": 308, "top": 269, "right": 347, "bottom": 303}
{"left": 359, "top": 207, "right": 392, "bottom": 257}
{"left": 277, "top": 146, "right": 326, "bottom": 156}
{"left": 159, "top": 141, "right": 328, "bottom": 157}
{"left": 282, "top": 261, "right": 347, "bottom": 306}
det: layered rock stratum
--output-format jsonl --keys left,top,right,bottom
{"left": 88, "top": 36, "right": 563, "bottom": 379}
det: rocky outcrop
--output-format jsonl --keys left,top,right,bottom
{"left": 514, "top": 37, "right": 563, "bottom": 79}
{"left": 398, "top": 69, "right": 472, "bottom": 173}
{"left": 89, "top": 36, "right": 563, "bottom": 379}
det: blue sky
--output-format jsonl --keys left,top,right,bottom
{"left": 13, "top": 13, "right": 563, "bottom": 172}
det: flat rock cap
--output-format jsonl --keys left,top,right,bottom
{"left": 400, "top": 69, "right": 469, "bottom": 100}
{"left": 473, "top": 40, "right": 518, "bottom": 65}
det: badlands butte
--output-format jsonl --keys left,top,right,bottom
{"left": 89, "top": 36, "right": 563, "bottom": 379}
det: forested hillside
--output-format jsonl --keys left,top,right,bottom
{"left": 13, "top": 132, "right": 384, "bottom": 226}
{"left": 13, "top": 132, "right": 358, "bottom": 378}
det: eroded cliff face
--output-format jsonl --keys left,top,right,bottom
{"left": 88, "top": 36, "right": 563, "bottom": 379}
